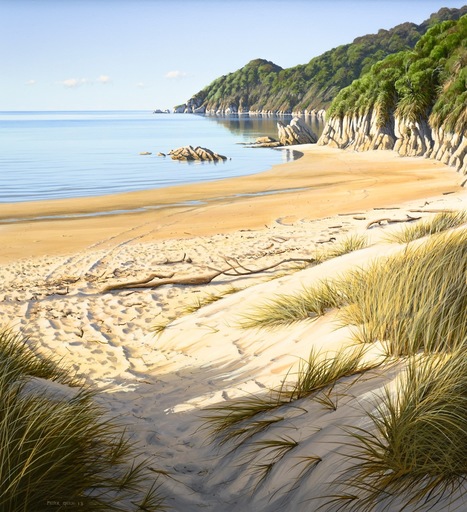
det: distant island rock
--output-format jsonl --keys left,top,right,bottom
{"left": 153, "top": 109, "right": 170, "bottom": 114}
{"left": 169, "top": 145, "right": 227, "bottom": 162}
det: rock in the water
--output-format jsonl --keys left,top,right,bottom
{"left": 168, "top": 145, "right": 227, "bottom": 162}
{"left": 256, "top": 136, "right": 277, "bottom": 144}
{"left": 139, "top": 151, "right": 152, "bottom": 155}
{"left": 277, "top": 117, "right": 318, "bottom": 145}
{"left": 157, "top": 152, "right": 166, "bottom": 157}
{"left": 245, "top": 136, "right": 281, "bottom": 148}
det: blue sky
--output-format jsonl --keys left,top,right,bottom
{"left": 1, "top": 0, "right": 465, "bottom": 111}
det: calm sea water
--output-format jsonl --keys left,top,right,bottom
{"left": 0, "top": 111, "right": 321, "bottom": 203}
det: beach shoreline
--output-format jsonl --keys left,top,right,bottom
{"left": 2, "top": 144, "right": 467, "bottom": 510}
{"left": 0, "top": 144, "right": 463, "bottom": 263}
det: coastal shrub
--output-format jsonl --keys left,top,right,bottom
{"left": 0, "top": 329, "right": 165, "bottom": 511}
{"left": 334, "top": 348, "right": 467, "bottom": 511}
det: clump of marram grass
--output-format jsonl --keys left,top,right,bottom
{"left": 243, "top": 229, "right": 467, "bottom": 356}
{"left": 339, "top": 229, "right": 467, "bottom": 355}
{"left": 280, "top": 347, "right": 375, "bottom": 403}
{"left": 0, "top": 329, "right": 79, "bottom": 386}
{"left": 204, "top": 347, "right": 377, "bottom": 447}
{"left": 323, "top": 234, "right": 368, "bottom": 259}
{"left": 0, "top": 330, "right": 165, "bottom": 511}
{"left": 240, "top": 280, "right": 340, "bottom": 329}
{"left": 385, "top": 210, "right": 467, "bottom": 243}
{"left": 331, "top": 347, "right": 467, "bottom": 512}
{"left": 182, "top": 285, "right": 240, "bottom": 314}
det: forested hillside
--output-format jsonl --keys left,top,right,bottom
{"left": 175, "top": 6, "right": 466, "bottom": 115}
{"left": 319, "top": 14, "right": 467, "bottom": 172}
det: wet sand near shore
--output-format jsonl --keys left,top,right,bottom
{"left": 0, "top": 144, "right": 462, "bottom": 263}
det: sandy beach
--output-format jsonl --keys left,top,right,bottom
{"left": 0, "top": 145, "right": 461, "bottom": 263}
{"left": 2, "top": 145, "right": 467, "bottom": 510}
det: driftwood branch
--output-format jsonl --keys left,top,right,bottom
{"left": 102, "top": 257, "right": 315, "bottom": 293}
{"left": 366, "top": 215, "right": 421, "bottom": 229}
{"left": 408, "top": 209, "right": 454, "bottom": 214}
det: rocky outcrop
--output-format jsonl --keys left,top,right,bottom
{"left": 318, "top": 109, "right": 466, "bottom": 174}
{"left": 168, "top": 145, "right": 227, "bottom": 162}
{"left": 245, "top": 136, "right": 282, "bottom": 148}
{"left": 277, "top": 117, "right": 318, "bottom": 145}
{"left": 173, "top": 98, "right": 205, "bottom": 114}
{"left": 318, "top": 110, "right": 396, "bottom": 151}
{"left": 431, "top": 129, "right": 467, "bottom": 174}
{"left": 174, "top": 96, "right": 327, "bottom": 119}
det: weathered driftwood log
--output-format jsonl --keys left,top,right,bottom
{"left": 102, "top": 257, "right": 315, "bottom": 293}
{"left": 366, "top": 215, "right": 421, "bottom": 229}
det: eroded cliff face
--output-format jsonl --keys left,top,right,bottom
{"left": 318, "top": 110, "right": 466, "bottom": 174}
{"left": 174, "top": 97, "right": 326, "bottom": 119}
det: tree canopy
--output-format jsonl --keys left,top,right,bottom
{"left": 180, "top": 6, "right": 466, "bottom": 114}
{"left": 327, "top": 14, "right": 467, "bottom": 133}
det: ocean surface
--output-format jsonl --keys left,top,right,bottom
{"left": 0, "top": 111, "right": 323, "bottom": 204}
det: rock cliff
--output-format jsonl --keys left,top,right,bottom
{"left": 318, "top": 110, "right": 466, "bottom": 174}
{"left": 319, "top": 14, "right": 466, "bottom": 175}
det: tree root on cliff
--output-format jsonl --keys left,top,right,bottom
{"left": 101, "top": 257, "right": 316, "bottom": 293}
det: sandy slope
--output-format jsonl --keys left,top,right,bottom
{"left": 1, "top": 146, "right": 467, "bottom": 510}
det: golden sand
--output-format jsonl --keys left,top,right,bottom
{"left": 0, "top": 145, "right": 461, "bottom": 262}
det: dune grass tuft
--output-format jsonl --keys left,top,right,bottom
{"left": 243, "top": 229, "right": 467, "bottom": 357}
{"left": 182, "top": 286, "right": 239, "bottom": 315}
{"left": 0, "top": 329, "right": 79, "bottom": 386}
{"left": 248, "top": 435, "right": 299, "bottom": 490}
{"left": 339, "top": 229, "right": 467, "bottom": 355}
{"left": 280, "top": 347, "right": 373, "bottom": 403}
{"left": 0, "top": 329, "right": 166, "bottom": 511}
{"left": 204, "top": 347, "right": 377, "bottom": 447}
{"left": 240, "top": 280, "right": 340, "bottom": 329}
{"left": 324, "top": 234, "right": 368, "bottom": 259}
{"left": 385, "top": 210, "right": 467, "bottom": 243}
{"left": 333, "top": 347, "right": 467, "bottom": 511}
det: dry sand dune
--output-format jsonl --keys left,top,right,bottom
{"left": 1, "top": 146, "right": 466, "bottom": 510}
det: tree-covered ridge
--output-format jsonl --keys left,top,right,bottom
{"left": 180, "top": 6, "right": 467, "bottom": 114}
{"left": 190, "top": 59, "right": 283, "bottom": 112}
{"left": 327, "top": 14, "right": 467, "bottom": 133}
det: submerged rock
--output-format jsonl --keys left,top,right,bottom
{"left": 168, "top": 145, "right": 227, "bottom": 162}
